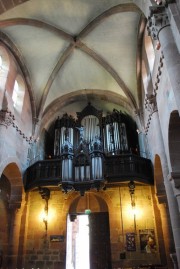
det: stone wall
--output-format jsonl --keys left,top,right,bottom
{"left": 20, "top": 185, "right": 165, "bottom": 269}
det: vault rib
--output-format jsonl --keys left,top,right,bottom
{"left": 77, "top": 41, "right": 138, "bottom": 110}
{"left": 0, "top": 18, "right": 74, "bottom": 42}
{"left": 78, "top": 3, "right": 140, "bottom": 39}
{"left": 37, "top": 43, "right": 75, "bottom": 119}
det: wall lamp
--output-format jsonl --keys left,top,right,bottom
{"left": 128, "top": 181, "right": 135, "bottom": 207}
{"left": 39, "top": 187, "right": 50, "bottom": 234}
{"left": 128, "top": 181, "right": 137, "bottom": 231}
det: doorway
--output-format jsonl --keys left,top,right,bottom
{"left": 66, "top": 212, "right": 112, "bottom": 269}
{"left": 66, "top": 214, "right": 90, "bottom": 269}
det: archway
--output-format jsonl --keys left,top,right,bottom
{"left": 154, "top": 154, "right": 166, "bottom": 203}
{"left": 0, "top": 162, "right": 23, "bottom": 269}
{"left": 66, "top": 192, "right": 112, "bottom": 269}
{"left": 169, "top": 110, "right": 180, "bottom": 187}
{"left": 154, "top": 155, "right": 175, "bottom": 268}
{"left": 1, "top": 162, "right": 23, "bottom": 208}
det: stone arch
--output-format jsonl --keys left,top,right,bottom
{"left": 63, "top": 189, "right": 114, "bottom": 214}
{"left": 69, "top": 192, "right": 109, "bottom": 213}
{"left": 0, "top": 161, "right": 23, "bottom": 209}
{"left": 41, "top": 89, "right": 134, "bottom": 133}
{"left": 168, "top": 110, "right": 180, "bottom": 188}
{"left": 133, "top": 1, "right": 152, "bottom": 18}
{"left": 153, "top": 154, "right": 176, "bottom": 268}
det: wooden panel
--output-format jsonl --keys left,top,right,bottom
{"left": 89, "top": 212, "right": 112, "bottom": 269}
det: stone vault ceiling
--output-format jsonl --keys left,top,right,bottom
{"left": 0, "top": 0, "right": 145, "bottom": 124}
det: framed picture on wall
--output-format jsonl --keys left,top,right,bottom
{"left": 126, "top": 232, "right": 136, "bottom": 251}
{"left": 139, "top": 229, "right": 157, "bottom": 253}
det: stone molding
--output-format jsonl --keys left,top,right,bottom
{"left": 144, "top": 94, "right": 158, "bottom": 134}
{"left": 154, "top": 52, "right": 164, "bottom": 93}
{"left": 0, "top": 109, "right": 37, "bottom": 145}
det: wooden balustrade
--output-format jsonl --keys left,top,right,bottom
{"left": 24, "top": 154, "right": 153, "bottom": 191}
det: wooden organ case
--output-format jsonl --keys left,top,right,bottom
{"left": 24, "top": 103, "right": 153, "bottom": 193}
{"left": 52, "top": 103, "right": 139, "bottom": 195}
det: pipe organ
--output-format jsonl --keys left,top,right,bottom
{"left": 25, "top": 104, "right": 153, "bottom": 193}
{"left": 51, "top": 103, "right": 138, "bottom": 193}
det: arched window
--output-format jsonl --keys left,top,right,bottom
{"left": 12, "top": 76, "right": 25, "bottom": 114}
{"left": 12, "top": 80, "right": 19, "bottom": 105}
{"left": 0, "top": 48, "right": 9, "bottom": 80}
{"left": 142, "top": 60, "right": 148, "bottom": 95}
{"left": 0, "top": 46, "right": 10, "bottom": 109}
{"left": 142, "top": 31, "right": 155, "bottom": 97}
{"left": 144, "top": 34, "right": 155, "bottom": 74}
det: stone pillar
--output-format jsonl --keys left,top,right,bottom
{"left": 164, "top": 178, "right": 180, "bottom": 269}
{"left": 146, "top": 95, "right": 180, "bottom": 268}
{"left": 147, "top": 5, "right": 180, "bottom": 114}
{"left": 8, "top": 206, "right": 22, "bottom": 269}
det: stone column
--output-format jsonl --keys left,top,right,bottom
{"left": 164, "top": 178, "right": 180, "bottom": 269}
{"left": 147, "top": 5, "right": 180, "bottom": 114}
{"left": 146, "top": 95, "right": 180, "bottom": 268}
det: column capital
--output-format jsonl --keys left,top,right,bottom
{"left": 145, "top": 94, "right": 158, "bottom": 114}
{"left": 147, "top": 5, "right": 170, "bottom": 40}
{"left": 0, "top": 109, "right": 15, "bottom": 128}
{"left": 170, "top": 171, "right": 180, "bottom": 188}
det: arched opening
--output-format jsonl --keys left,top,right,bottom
{"left": 0, "top": 45, "right": 10, "bottom": 109}
{"left": 169, "top": 110, "right": 180, "bottom": 187}
{"left": 154, "top": 154, "right": 166, "bottom": 203}
{"left": 0, "top": 174, "right": 10, "bottom": 269}
{"left": 1, "top": 162, "right": 23, "bottom": 208}
{"left": 144, "top": 33, "right": 155, "bottom": 74}
{"left": 153, "top": 155, "right": 175, "bottom": 268}
{"left": 12, "top": 75, "right": 25, "bottom": 115}
{"left": 0, "top": 162, "right": 23, "bottom": 269}
{"left": 66, "top": 193, "right": 111, "bottom": 269}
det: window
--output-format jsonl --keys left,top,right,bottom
{"left": 0, "top": 46, "right": 10, "bottom": 93}
{"left": 12, "top": 77, "right": 25, "bottom": 113}
{"left": 144, "top": 35, "right": 155, "bottom": 74}
{"left": 12, "top": 80, "right": 19, "bottom": 105}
